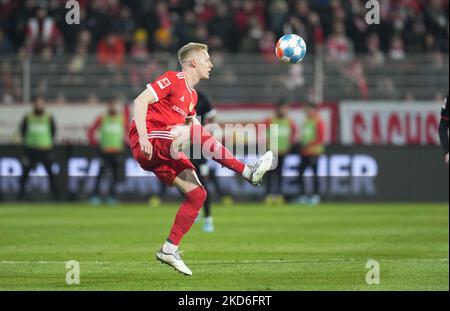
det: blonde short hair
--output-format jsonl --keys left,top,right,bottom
{"left": 177, "top": 42, "right": 208, "bottom": 67}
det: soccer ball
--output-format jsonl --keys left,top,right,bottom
{"left": 275, "top": 34, "right": 307, "bottom": 64}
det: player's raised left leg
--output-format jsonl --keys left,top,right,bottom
{"left": 188, "top": 124, "right": 274, "bottom": 186}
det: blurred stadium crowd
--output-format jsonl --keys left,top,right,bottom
{"left": 0, "top": 0, "right": 448, "bottom": 103}
{"left": 0, "top": 0, "right": 448, "bottom": 56}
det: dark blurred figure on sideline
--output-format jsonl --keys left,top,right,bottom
{"left": 88, "top": 97, "right": 128, "bottom": 206}
{"left": 18, "top": 95, "right": 59, "bottom": 201}
{"left": 264, "top": 99, "right": 297, "bottom": 205}
{"left": 438, "top": 93, "right": 449, "bottom": 166}
{"left": 295, "top": 103, "right": 325, "bottom": 205}
{"left": 191, "top": 91, "right": 218, "bottom": 232}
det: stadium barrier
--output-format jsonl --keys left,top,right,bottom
{"left": 1, "top": 145, "right": 447, "bottom": 203}
{"left": 0, "top": 103, "right": 339, "bottom": 145}
{"left": 340, "top": 101, "right": 443, "bottom": 146}
{"left": 0, "top": 54, "right": 448, "bottom": 104}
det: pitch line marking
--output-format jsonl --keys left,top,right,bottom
{"left": 1, "top": 258, "right": 448, "bottom": 265}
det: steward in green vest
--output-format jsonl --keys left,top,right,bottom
{"left": 296, "top": 103, "right": 325, "bottom": 206}
{"left": 18, "top": 95, "right": 59, "bottom": 201}
{"left": 88, "top": 98, "right": 127, "bottom": 206}
{"left": 264, "top": 99, "right": 298, "bottom": 204}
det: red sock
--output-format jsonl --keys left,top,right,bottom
{"left": 168, "top": 186, "right": 207, "bottom": 245}
{"left": 190, "top": 124, "right": 245, "bottom": 174}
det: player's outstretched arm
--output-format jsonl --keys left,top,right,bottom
{"left": 134, "top": 88, "right": 157, "bottom": 158}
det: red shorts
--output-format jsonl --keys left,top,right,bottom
{"left": 129, "top": 123, "right": 195, "bottom": 185}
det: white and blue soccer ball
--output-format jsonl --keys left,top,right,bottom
{"left": 275, "top": 34, "right": 307, "bottom": 64}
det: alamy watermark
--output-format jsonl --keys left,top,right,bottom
{"left": 63, "top": 1, "right": 379, "bottom": 28}
{"left": 365, "top": 259, "right": 381, "bottom": 285}
{"left": 168, "top": 123, "right": 279, "bottom": 166}
{"left": 65, "top": 260, "right": 80, "bottom": 285}
{"left": 365, "top": 0, "right": 380, "bottom": 25}
{"left": 65, "top": 0, "right": 80, "bottom": 25}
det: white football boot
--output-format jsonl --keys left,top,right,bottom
{"left": 247, "top": 151, "right": 274, "bottom": 186}
{"left": 155, "top": 248, "right": 193, "bottom": 276}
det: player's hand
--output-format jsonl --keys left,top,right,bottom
{"left": 445, "top": 153, "right": 449, "bottom": 166}
{"left": 139, "top": 136, "right": 153, "bottom": 159}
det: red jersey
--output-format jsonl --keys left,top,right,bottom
{"left": 145, "top": 70, "right": 198, "bottom": 131}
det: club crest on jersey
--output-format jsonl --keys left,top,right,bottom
{"left": 156, "top": 77, "right": 171, "bottom": 89}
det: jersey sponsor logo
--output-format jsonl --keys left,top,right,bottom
{"left": 156, "top": 77, "right": 171, "bottom": 89}
{"left": 171, "top": 105, "right": 188, "bottom": 118}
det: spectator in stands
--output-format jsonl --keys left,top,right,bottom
{"left": 344, "top": 60, "right": 369, "bottom": 100}
{"left": 128, "top": 28, "right": 159, "bottom": 94}
{"left": 67, "top": 44, "right": 88, "bottom": 83}
{"left": 0, "top": 0, "right": 16, "bottom": 20}
{"left": 209, "top": 2, "right": 236, "bottom": 52}
{"left": 308, "top": 12, "right": 325, "bottom": 54}
{"left": 404, "top": 17, "right": 428, "bottom": 53}
{"left": 0, "top": 28, "right": 14, "bottom": 54}
{"left": 145, "top": 0, "right": 172, "bottom": 51}
{"left": 283, "top": 15, "right": 306, "bottom": 41}
{"left": 153, "top": 26, "right": 173, "bottom": 52}
{"left": 0, "top": 0, "right": 446, "bottom": 57}
{"left": 293, "top": 0, "right": 310, "bottom": 26}
{"left": 240, "top": 15, "right": 264, "bottom": 52}
{"left": 377, "top": 78, "right": 400, "bottom": 100}
{"left": 424, "top": 0, "right": 449, "bottom": 52}
{"left": 130, "top": 29, "right": 149, "bottom": 61}
{"left": 30, "top": 47, "right": 57, "bottom": 100}
{"left": 174, "top": 10, "right": 198, "bottom": 48}
{"left": 326, "top": 21, "right": 354, "bottom": 63}
{"left": 424, "top": 33, "right": 438, "bottom": 53}
{"left": 112, "top": 6, "right": 137, "bottom": 45}
{"left": 346, "top": 1, "right": 370, "bottom": 53}
{"left": 259, "top": 30, "right": 276, "bottom": 61}
{"left": 389, "top": 36, "right": 406, "bottom": 60}
{"left": 234, "top": 0, "right": 266, "bottom": 34}
{"left": 281, "top": 3, "right": 308, "bottom": 45}
{"left": 0, "top": 61, "right": 18, "bottom": 104}
{"left": 365, "top": 33, "right": 385, "bottom": 68}
{"left": 77, "top": 30, "right": 93, "bottom": 53}
{"left": 96, "top": 32, "right": 125, "bottom": 68}
{"left": 284, "top": 63, "right": 306, "bottom": 92}
{"left": 193, "top": 23, "right": 209, "bottom": 46}
{"left": 267, "top": 0, "right": 289, "bottom": 35}
{"left": 24, "top": 6, "right": 63, "bottom": 54}
{"left": 0, "top": 0, "right": 448, "bottom": 103}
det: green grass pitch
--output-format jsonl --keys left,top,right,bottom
{"left": 0, "top": 203, "right": 448, "bottom": 290}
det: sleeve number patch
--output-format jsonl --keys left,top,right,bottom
{"left": 156, "top": 77, "right": 171, "bottom": 90}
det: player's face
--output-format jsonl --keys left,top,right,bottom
{"left": 197, "top": 50, "right": 213, "bottom": 79}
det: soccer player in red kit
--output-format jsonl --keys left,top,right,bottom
{"left": 129, "top": 43, "right": 274, "bottom": 275}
